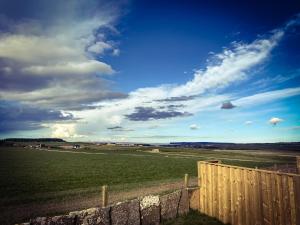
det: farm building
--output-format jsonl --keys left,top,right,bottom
{"left": 73, "top": 144, "right": 80, "bottom": 149}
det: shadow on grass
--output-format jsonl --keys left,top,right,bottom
{"left": 162, "top": 210, "right": 228, "bottom": 225}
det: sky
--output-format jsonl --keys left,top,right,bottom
{"left": 0, "top": 0, "right": 300, "bottom": 143}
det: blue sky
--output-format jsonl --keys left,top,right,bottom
{"left": 0, "top": 0, "right": 300, "bottom": 143}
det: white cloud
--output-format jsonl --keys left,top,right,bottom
{"left": 72, "top": 29, "right": 286, "bottom": 136}
{"left": 112, "top": 49, "right": 120, "bottom": 56}
{"left": 51, "top": 123, "right": 83, "bottom": 138}
{"left": 234, "top": 87, "right": 300, "bottom": 107}
{"left": 0, "top": 0, "right": 122, "bottom": 109}
{"left": 0, "top": 34, "right": 81, "bottom": 64}
{"left": 245, "top": 121, "right": 253, "bottom": 125}
{"left": 22, "top": 60, "right": 114, "bottom": 76}
{"left": 190, "top": 124, "right": 199, "bottom": 130}
{"left": 87, "top": 41, "right": 113, "bottom": 54}
{"left": 269, "top": 117, "right": 284, "bottom": 125}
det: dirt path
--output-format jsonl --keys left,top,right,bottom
{"left": 1, "top": 178, "right": 198, "bottom": 225}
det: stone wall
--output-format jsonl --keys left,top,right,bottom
{"left": 17, "top": 188, "right": 199, "bottom": 225}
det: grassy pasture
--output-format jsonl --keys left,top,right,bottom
{"left": 0, "top": 145, "right": 298, "bottom": 224}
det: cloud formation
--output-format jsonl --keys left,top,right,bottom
{"left": 0, "top": 101, "right": 73, "bottom": 133}
{"left": 0, "top": 0, "right": 125, "bottom": 110}
{"left": 125, "top": 107, "right": 192, "bottom": 121}
{"left": 245, "top": 121, "right": 253, "bottom": 125}
{"left": 221, "top": 101, "right": 236, "bottom": 109}
{"left": 269, "top": 117, "right": 284, "bottom": 125}
{"left": 71, "top": 24, "right": 291, "bottom": 137}
{"left": 189, "top": 124, "right": 199, "bottom": 130}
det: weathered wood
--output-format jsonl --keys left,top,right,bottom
{"left": 184, "top": 173, "right": 189, "bottom": 188}
{"left": 282, "top": 175, "right": 292, "bottom": 225}
{"left": 102, "top": 185, "right": 108, "bottom": 207}
{"left": 222, "top": 166, "right": 229, "bottom": 224}
{"left": 266, "top": 173, "right": 274, "bottom": 225}
{"left": 288, "top": 176, "right": 296, "bottom": 225}
{"left": 276, "top": 174, "right": 284, "bottom": 225}
{"left": 212, "top": 165, "right": 219, "bottom": 219}
{"left": 230, "top": 168, "right": 236, "bottom": 224}
{"left": 197, "top": 161, "right": 300, "bottom": 225}
{"left": 218, "top": 165, "right": 223, "bottom": 221}
{"left": 293, "top": 176, "right": 300, "bottom": 225}
{"left": 297, "top": 157, "right": 300, "bottom": 174}
{"left": 208, "top": 163, "right": 213, "bottom": 217}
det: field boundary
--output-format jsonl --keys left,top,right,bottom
{"left": 197, "top": 161, "right": 300, "bottom": 225}
{"left": 17, "top": 188, "right": 199, "bottom": 225}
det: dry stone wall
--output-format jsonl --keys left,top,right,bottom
{"left": 17, "top": 188, "right": 199, "bottom": 225}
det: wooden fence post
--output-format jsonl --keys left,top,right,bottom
{"left": 184, "top": 173, "right": 189, "bottom": 188}
{"left": 102, "top": 185, "right": 108, "bottom": 207}
{"left": 297, "top": 157, "right": 300, "bottom": 174}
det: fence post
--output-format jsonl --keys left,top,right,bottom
{"left": 297, "top": 157, "right": 300, "bottom": 174}
{"left": 102, "top": 185, "right": 108, "bottom": 207}
{"left": 184, "top": 173, "right": 189, "bottom": 188}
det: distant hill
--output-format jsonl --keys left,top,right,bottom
{"left": 169, "top": 142, "right": 300, "bottom": 151}
{"left": 1, "top": 138, "right": 66, "bottom": 143}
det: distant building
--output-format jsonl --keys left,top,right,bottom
{"left": 151, "top": 149, "right": 160, "bottom": 153}
{"left": 73, "top": 144, "right": 80, "bottom": 149}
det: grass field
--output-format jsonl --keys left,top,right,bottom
{"left": 0, "top": 144, "right": 298, "bottom": 224}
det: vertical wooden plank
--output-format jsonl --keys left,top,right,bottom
{"left": 236, "top": 168, "right": 243, "bottom": 225}
{"left": 217, "top": 165, "right": 223, "bottom": 221}
{"left": 252, "top": 170, "right": 258, "bottom": 225}
{"left": 244, "top": 169, "right": 251, "bottom": 225}
{"left": 293, "top": 176, "right": 300, "bottom": 225}
{"left": 206, "top": 163, "right": 210, "bottom": 216}
{"left": 202, "top": 163, "right": 208, "bottom": 214}
{"left": 288, "top": 176, "right": 296, "bottom": 225}
{"left": 248, "top": 170, "right": 256, "bottom": 225}
{"left": 230, "top": 167, "right": 236, "bottom": 225}
{"left": 257, "top": 171, "right": 264, "bottom": 225}
{"left": 270, "top": 172, "right": 279, "bottom": 225}
{"left": 276, "top": 174, "right": 284, "bottom": 225}
{"left": 233, "top": 168, "right": 239, "bottom": 224}
{"left": 207, "top": 163, "right": 212, "bottom": 217}
{"left": 223, "top": 166, "right": 230, "bottom": 224}
{"left": 260, "top": 173, "right": 269, "bottom": 225}
{"left": 213, "top": 164, "right": 219, "bottom": 218}
{"left": 266, "top": 173, "right": 275, "bottom": 225}
{"left": 296, "top": 157, "right": 300, "bottom": 174}
{"left": 293, "top": 176, "right": 300, "bottom": 224}
{"left": 198, "top": 162, "right": 202, "bottom": 212}
{"left": 282, "top": 175, "right": 292, "bottom": 225}
{"left": 210, "top": 164, "right": 214, "bottom": 217}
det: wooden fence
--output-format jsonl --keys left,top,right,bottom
{"left": 197, "top": 161, "right": 300, "bottom": 225}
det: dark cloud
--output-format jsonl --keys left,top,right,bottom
{"left": 157, "top": 95, "right": 196, "bottom": 102}
{"left": 0, "top": 101, "right": 74, "bottom": 133}
{"left": 107, "top": 126, "right": 123, "bottom": 130}
{"left": 126, "top": 107, "right": 192, "bottom": 121}
{"left": 0, "top": 66, "right": 128, "bottom": 110}
{"left": 107, "top": 126, "right": 134, "bottom": 131}
{"left": 167, "top": 104, "right": 185, "bottom": 109}
{"left": 221, "top": 101, "right": 236, "bottom": 109}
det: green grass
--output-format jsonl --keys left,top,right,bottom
{"left": 0, "top": 146, "right": 296, "bottom": 206}
{"left": 0, "top": 146, "right": 297, "bottom": 220}
{"left": 162, "top": 210, "right": 227, "bottom": 225}
{"left": 0, "top": 148, "right": 198, "bottom": 207}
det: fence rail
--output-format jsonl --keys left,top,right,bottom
{"left": 197, "top": 161, "right": 300, "bottom": 225}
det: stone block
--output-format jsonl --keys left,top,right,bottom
{"left": 70, "top": 207, "right": 110, "bottom": 225}
{"left": 111, "top": 199, "right": 140, "bottom": 225}
{"left": 178, "top": 189, "right": 189, "bottom": 216}
{"left": 160, "top": 190, "right": 181, "bottom": 220}
{"left": 140, "top": 195, "right": 160, "bottom": 225}
{"left": 30, "top": 215, "right": 75, "bottom": 225}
